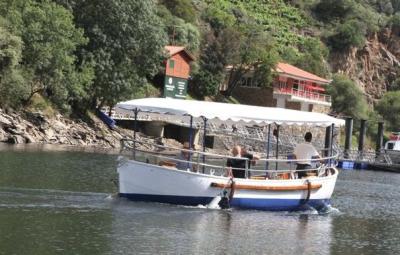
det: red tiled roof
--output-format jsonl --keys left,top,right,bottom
{"left": 276, "top": 62, "right": 329, "bottom": 84}
{"left": 165, "top": 45, "right": 195, "bottom": 61}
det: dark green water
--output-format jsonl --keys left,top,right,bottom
{"left": 0, "top": 145, "right": 399, "bottom": 255}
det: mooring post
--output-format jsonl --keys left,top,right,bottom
{"left": 344, "top": 117, "right": 353, "bottom": 159}
{"left": 358, "top": 119, "right": 367, "bottom": 159}
{"left": 376, "top": 121, "right": 384, "bottom": 156}
{"left": 133, "top": 108, "right": 139, "bottom": 160}
{"left": 202, "top": 117, "right": 207, "bottom": 173}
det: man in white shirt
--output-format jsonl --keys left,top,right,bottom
{"left": 293, "top": 132, "right": 320, "bottom": 178}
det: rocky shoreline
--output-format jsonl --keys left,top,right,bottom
{"left": 0, "top": 109, "right": 132, "bottom": 149}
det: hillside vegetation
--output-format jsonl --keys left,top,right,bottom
{"left": 0, "top": 0, "right": 400, "bottom": 131}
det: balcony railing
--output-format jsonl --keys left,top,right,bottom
{"left": 274, "top": 87, "right": 331, "bottom": 103}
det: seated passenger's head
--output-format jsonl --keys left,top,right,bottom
{"left": 232, "top": 145, "right": 241, "bottom": 157}
{"left": 182, "top": 142, "right": 192, "bottom": 156}
{"left": 183, "top": 142, "right": 191, "bottom": 150}
{"left": 304, "top": 132, "right": 312, "bottom": 142}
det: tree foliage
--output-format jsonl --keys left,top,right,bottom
{"left": 376, "top": 91, "right": 400, "bottom": 129}
{"left": 0, "top": 0, "right": 90, "bottom": 111}
{"left": 0, "top": 20, "right": 28, "bottom": 108}
{"left": 328, "top": 19, "right": 366, "bottom": 50}
{"left": 327, "top": 74, "right": 368, "bottom": 119}
{"left": 157, "top": 4, "right": 200, "bottom": 53}
{"left": 159, "top": 0, "right": 197, "bottom": 24}
{"left": 60, "top": 0, "right": 168, "bottom": 108}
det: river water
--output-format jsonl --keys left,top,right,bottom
{"left": 0, "top": 145, "right": 399, "bottom": 255}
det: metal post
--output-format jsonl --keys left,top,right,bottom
{"left": 358, "top": 119, "right": 367, "bottom": 158}
{"left": 133, "top": 108, "right": 139, "bottom": 160}
{"left": 344, "top": 117, "right": 353, "bottom": 158}
{"left": 376, "top": 122, "right": 384, "bottom": 156}
{"left": 189, "top": 116, "right": 194, "bottom": 149}
{"left": 202, "top": 117, "right": 207, "bottom": 173}
{"left": 330, "top": 124, "right": 334, "bottom": 166}
{"left": 324, "top": 125, "right": 332, "bottom": 158}
{"left": 187, "top": 115, "right": 194, "bottom": 170}
{"left": 265, "top": 124, "right": 271, "bottom": 173}
{"left": 275, "top": 125, "right": 280, "bottom": 171}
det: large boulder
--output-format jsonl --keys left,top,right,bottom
{"left": 23, "top": 134, "right": 36, "bottom": 143}
{"left": 0, "top": 115, "right": 12, "bottom": 128}
{"left": 0, "top": 128, "right": 6, "bottom": 141}
{"left": 7, "top": 135, "right": 25, "bottom": 144}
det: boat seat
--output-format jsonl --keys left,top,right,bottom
{"left": 159, "top": 160, "right": 176, "bottom": 168}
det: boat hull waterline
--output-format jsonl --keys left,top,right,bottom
{"left": 118, "top": 160, "right": 338, "bottom": 211}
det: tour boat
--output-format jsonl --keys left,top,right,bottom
{"left": 115, "top": 98, "right": 345, "bottom": 211}
{"left": 383, "top": 132, "right": 400, "bottom": 164}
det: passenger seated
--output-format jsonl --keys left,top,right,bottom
{"left": 175, "top": 142, "right": 197, "bottom": 171}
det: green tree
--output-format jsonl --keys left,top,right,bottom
{"left": 282, "top": 38, "right": 329, "bottom": 78}
{"left": 328, "top": 19, "right": 366, "bottom": 51}
{"left": 60, "top": 0, "right": 167, "bottom": 109}
{"left": 157, "top": 5, "right": 200, "bottom": 53}
{"left": 0, "top": 0, "right": 90, "bottom": 110}
{"left": 376, "top": 91, "right": 400, "bottom": 129}
{"left": 327, "top": 74, "right": 368, "bottom": 119}
{"left": 314, "top": 0, "right": 355, "bottom": 22}
{"left": 0, "top": 20, "right": 29, "bottom": 108}
{"left": 159, "top": 0, "right": 197, "bottom": 24}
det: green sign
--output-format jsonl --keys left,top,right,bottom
{"left": 164, "top": 75, "right": 188, "bottom": 99}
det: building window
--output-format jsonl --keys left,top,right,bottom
{"left": 169, "top": 59, "right": 175, "bottom": 69}
{"left": 239, "top": 76, "right": 260, "bottom": 88}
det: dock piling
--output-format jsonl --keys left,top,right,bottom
{"left": 344, "top": 117, "right": 353, "bottom": 159}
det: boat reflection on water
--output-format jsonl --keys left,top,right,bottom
{"left": 109, "top": 200, "right": 334, "bottom": 255}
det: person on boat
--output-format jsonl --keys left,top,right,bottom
{"left": 293, "top": 132, "right": 320, "bottom": 178}
{"left": 226, "top": 145, "right": 259, "bottom": 178}
{"left": 175, "top": 142, "right": 196, "bottom": 171}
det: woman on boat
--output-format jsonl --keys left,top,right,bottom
{"left": 226, "top": 145, "right": 259, "bottom": 178}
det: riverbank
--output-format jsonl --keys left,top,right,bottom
{"left": 0, "top": 108, "right": 131, "bottom": 149}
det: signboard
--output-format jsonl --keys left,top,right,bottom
{"left": 164, "top": 75, "right": 188, "bottom": 99}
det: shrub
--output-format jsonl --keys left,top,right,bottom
{"left": 328, "top": 19, "right": 366, "bottom": 50}
{"left": 327, "top": 74, "right": 368, "bottom": 119}
{"left": 376, "top": 91, "right": 400, "bottom": 130}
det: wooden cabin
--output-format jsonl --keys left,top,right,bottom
{"left": 164, "top": 46, "right": 194, "bottom": 99}
{"left": 220, "top": 62, "right": 331, "bottom": 113}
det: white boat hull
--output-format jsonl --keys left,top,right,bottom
{"left": 118, "top": 159, "right": 338, "bottom": 211}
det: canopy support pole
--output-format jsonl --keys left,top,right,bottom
{"left": 275, "top": 125, "right": 280, "bottom": 171}
{"left": 133, "top": 108, "right": 139, "bottom": 160}
{"left": 189, "top": 116, "right": 194, "bottom": 149}
{"left": 265, "top": 124, "right": 271, "bottom": 176}
{"left": 202, "top": 117, "right": 208, "bottom": 173}
{"left": 188, "top": 116, "right": 194, "bottom": 170}
{"left": 330, "top": 123, "right": 334, "bottom": 167}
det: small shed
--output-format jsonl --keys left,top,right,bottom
{"left": 164, "top": 46, "right": 194, "bottom": 99}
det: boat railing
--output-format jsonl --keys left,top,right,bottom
{"left": 120, "top": 138, "right": 338, "bottom": 179}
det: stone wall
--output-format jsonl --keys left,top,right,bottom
{"left": 232, "top": 87, "right": 276, "bottom": 107}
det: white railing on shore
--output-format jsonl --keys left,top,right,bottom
{"left": 274, "top": 87, "right": 331, "bottom": 103}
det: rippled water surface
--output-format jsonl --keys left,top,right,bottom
{"left": 0, "top": 145, "right": 399, "bottom": 255}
